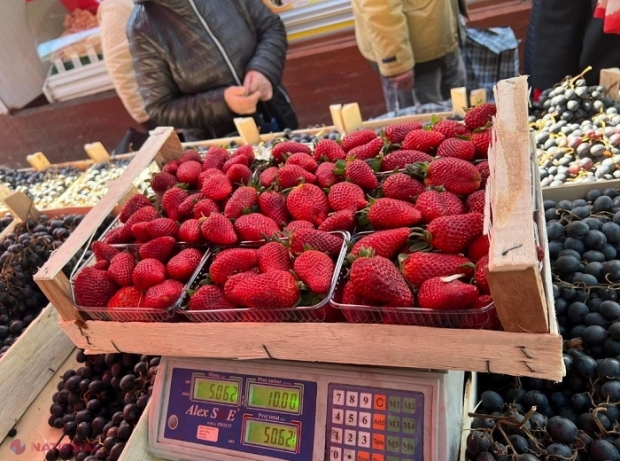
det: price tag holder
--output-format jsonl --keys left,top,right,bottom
{"left": 149, "top": 358, "right": 464, "bottom": 461}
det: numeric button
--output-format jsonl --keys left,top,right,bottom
{"left": 360, "top": 393, "right": 372, "bottom": 409}
{"left": 359, "top": 412, "right": 371, "bottom": 428}
{"left": 333, "top": 391, "right": 345, "bottom": 406}
{"left": 346, "top": 391, "right": 359, "bottom": 407}
{"left": 345, "top": 410, "right": 358, "bottom": 426}
{"left": 331, "top": 428, "right": 343, "bottom": 444}
{"left": 333, "top": 409, "right": 344, "bottom": 425}
{"left": 358, "top": 431, "right": 370, "bottom": 448}
{"left": 343, "top": 449, "right": 356, "bottom": 461}
{"left": 330, "top": 447, "right": 342, "bottom": 461}
{"left": 344, "top": 429, "right": 357, "bottom": 446}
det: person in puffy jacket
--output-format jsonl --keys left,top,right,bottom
{"left": 351, "top": 0, "right": 466, "bottom": 109}
{"left": 127, "top": 0, "right": 298, "bottom": 141}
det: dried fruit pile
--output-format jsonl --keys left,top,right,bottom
{"left": 468, "top": 186, "right": 620, "bottom": 460}
{"left": 42, "top": 351, "right": 159, "bottom": 461}
{"left": 531, "top": 70, "right": 620, "bottom": 186}
{"left": 74, "top": 104, "right": 500, "bottom": 326}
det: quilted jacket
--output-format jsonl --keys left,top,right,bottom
{"left": 127, "top": 0, "right": 298, "bottom": 139}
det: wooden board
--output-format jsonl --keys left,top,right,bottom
{"left": 59, "top": 321, "right": 563, "bottom": 381}
{"left": 542, "top": 179, "right": 620, "bottom": 202}
{"left": 0, "top": 305, "right": 75, "bottom": 444}
{"left": 0, "top": 350, "right": 78, "bottom": 459}
{"left": 487, "top": 76, "right": 549, "bottom": 334}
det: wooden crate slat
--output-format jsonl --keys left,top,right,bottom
{"left": 0, "top": 305, "right": 75, "bottom": 444}
{"left": 59, "top": 321, "right": 563, "bottom": 381}
{"left": 34, "top": 127, "right": 182, "bottom": 323}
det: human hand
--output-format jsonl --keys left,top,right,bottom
{"left": 244, "top": 70, "right": 273, "bottom": 101}
{"left": 224, "top": 86, "right": 261, "bottom": 115}
{"left": 386, "top": 70, "right": 414, "bottom": 91}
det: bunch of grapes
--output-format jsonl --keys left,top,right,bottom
{"left": 45, "top": 351, "right": 159, "bottom": 461}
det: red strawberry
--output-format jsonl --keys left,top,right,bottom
{"left": 424, "top": 158, "right": 481, "bottom": 195}
{"left": 475, "top": 255, "right": 491, "bottom": 295}
{"left": 167, "top": 248, "right": 203, "bottom": 282}
{"left": 382, "top": 173, "right": 425, "bottom": 202}
{"left": 189, "top": 285, "right": 238, "bottom": 319}
{"left": 202, "top": 147, "right": 228, "bottom": 170}
{"left": 258, "top": 190, "right": 290, "bottom": 227}
{"left": 436, "top": 138, "right": 476, "bottom": 162}
{"left": 287, "top": 183, "right": 330, "bottom": 225}
{"left": 132, "top": 258, "right": 166, "bottom": 290}
{"left": 147, "top": 218, "right": 179, "bottom": 239}
{"left": 384, "top": 122, "right": 423, "bottom": 144}
{"left": 289, "top": 228, "right": 343, "bottom": 257}
{"left": 472, "top": 129, "right": 492, "bottom": 159}
{"left": 139, "top": 236, "right": 176, "bottom": 262}
{"left": 108, "top": 252, "right": 136, "bottom": 287}
{"left": 367, "top": 198, "right": 422, "bottom": 229}
{"left": 151, "top": 172, "right": 178, "bottom": 194}
{"left": 271, "top": 141, "right": 311, "bottom": 163}
{"left": 202, "top": 175, "right": 233, "bottom": 201}
{"left": 74, "top": 267, "right": 119, "bottom": 307}
{"left": 222, "top": 155, "right": 248, "bottom": 173}
{"left": 194, "top": 199, "right": 219, "bottom": 219}
{"left": 433, "top": 119, "right": 471, "bottom": 138}
{"left": 278, "top": 164, "right": 316, "bottom": 188}
{"left": 472, "top": 294, "right": 494, "bottom": 310}
{"left": 537, "top": 246, "right": 545, "bottom": 262}
{"left": 467, "top": 234, "right": 490, "bottom": 261}
{"left": 328, "top": 182, "right": 367, "bottom": 212}
{"left": 224, "top": 187, "right": 258, "bottom": 219}
{"left": 314, "top": 139, "right": 346, "bottom": 162}
{"left": 176, "top": 160, "right": 202, "bottom": 186}
{"left": 318, "top": 209, "right": 356, "bottom": 232}
{"left": 225, "top": 270, "right": 300, "bottom": 308}
{"left": 426, "top": 213, "right": 484, "bottom": 254}
{"left": 210, "top": 248, "right": 258, "bottom": 285}
{"left": 131, "top": 222, "right": 151, "bottom": 242}
{"left": 287, "top": 152, "right": 318, "bottom": 172}
{"left": 200, "top": 213, "right": 238, "bottom": 246}
{"left": 341, "top": 130, "right": 377, "bottom": 152}
{"left": 339, "top": 281, "right": 377, "bottom": 323}
{"left": 162, "top": 160, "right": 179, "bottom": 176}
{"left": 467, "top": 190, "right": 486, "bottom": 214}
{"left": 294, "top": 250, "right": 334, "bottom": 294}
{"left": 285, "top": 220, "right": 315, "bottom": 232}
{"left": 465, "top": 103, "right": 496, "bottom": 131}
{"left": 234, "top": 213, "right": 280, "bottom": 241}
{"left": 108, "top": 286, "right": 144, "bottom": 308}
{"left": 162, "top": 188, "right": 188, "bottom": 221}
{"left": 418, "top": 276, "right": 478, "bottom": 310}
{"left": 348, "top": 138, "right": 384, "bottom": 160}
{"left": 199, "top": 167, "right": 226, "bottom": 185}
{"left": 350, "top": 255, "right": 413, "bottom": 306}
{"left": 144, "top": 280, "right": 185, "bottom": 309}
{"left": 402, "top": 129, "right": 445, "bottom": 152}
{"left": 226, "top": 164, "right": 252, "bottom": 185}
{"left": 104, "top": 228, "right": 124, "bottom": 244}
{"left": 351, "top": 228, "right": 411, "bottom": 260}
{"left": 335, "top": 158, "right": 378, "bottom": 190}
{"left": 234, "top": 145, "right": 255, "bottom": 163}
{"left": 119, "top": 194, "right": 152, "bottom": 223}
{"left": 380, "top": 150, "right": 433, "bottom": 172}
{"left": 94, "top": 260, "right": 109, "bottom": 270}
{"left": 260, "top": 167, "right": 279, "bottom": 188}
{"left": 400, "top": 252, "right": 474, "bottom": 288}
{"left": 223, "top": 270, "right": 261, "bottom": 297}
{"left": 257, "top": 242, "right": 292, "bottom": 273}
{"left": 92, "top": 241, "right": 120, "bottom": 262}
{"left": 315, "top": 162, "right": 338, "bottom": 188}
{"left": 415, "top": 190, "right": 466, "bottom": 223}
{"left": 178, "top": 219, "right": 202, "bottom": 243}
{"left": 122, "top": 206, "right": 160, "bottom": 241}
{"left": 477, "top": 161, "right": 490, "bottom": 188}
{"left": 179, "top": 149, "right": 202, "bottom": 163}
{"left": 178, "top": 193, "right": 204, "bottom": 219}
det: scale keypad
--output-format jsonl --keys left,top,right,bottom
{"left": 327, "top": 384, "right": 424, "bottom": 461}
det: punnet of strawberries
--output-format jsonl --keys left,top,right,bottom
{"left": 72, "top": 102, "right": 511, "bottom": 329}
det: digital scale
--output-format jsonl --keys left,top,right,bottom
{"left": 149, "top": 358, "right": 465, "bottom": 461}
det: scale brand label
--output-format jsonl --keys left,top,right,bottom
{"left": 163, "top": 368, "right": 317, "bottom": 461}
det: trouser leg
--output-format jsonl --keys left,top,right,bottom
{"left": 440, "top": 50, "right": 467, "bottom": 101}
{"left": 412, "top": 58, "right": 443, "bottom": 105}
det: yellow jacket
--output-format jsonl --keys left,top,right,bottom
{"left": 351, "top": 0, "right": 462, "bottom": 77}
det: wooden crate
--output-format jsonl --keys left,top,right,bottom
{"left": 33, "top": 118, "right": 563, "bottom": 381}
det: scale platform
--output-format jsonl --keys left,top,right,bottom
{"left": 149, "top": 358, "right": 464, "bottom": 461}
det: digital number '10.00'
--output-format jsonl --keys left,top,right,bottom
{"left": 267, "top": 391, "right": 298, "bottom": 410}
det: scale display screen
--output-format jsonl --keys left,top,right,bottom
{"left": 243, "top": 418, "right": 299, "bottom": 452}
{"left": 193, "top": 378, "right": 240, "bottom": 405}
{"left": 247, "top": 383, "right": 302, "bottom": 414}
